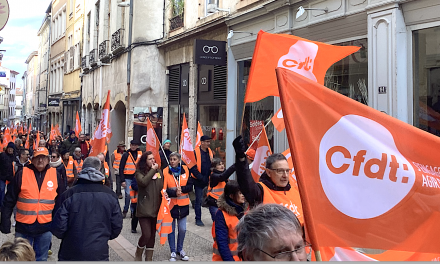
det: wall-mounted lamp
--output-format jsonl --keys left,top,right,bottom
{"left": 296, "top": 6, "right": 329, "bottom": 19}
{"left": 117, "top": 1, "right": 130, "bottom": 7}
{"left": 227, "top": 30, "right": 254, "bottom": 40}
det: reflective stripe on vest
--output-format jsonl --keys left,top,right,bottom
{"left": 16, "top": 167, "right": 58, "bottom": 224}
{"left": 130, "top": 186, "right": 138, "bottom": 203}
{"left": 113, "top": 150, "right": 122, "bottom": 170}
{"left": 194, "top": 147, "right": 213, "bottom": 178}
{"left": 64, "top": 157, "right": 74, "bottom": 178}
{"left": 208, "top": 181, "right": 226, "bottom": 200}
{"left": 74, "top": 159, "right": 83, "bottom": 174}
{"left": 163, "top": 165, "right": 190, "bottom": 207}
{"left": 123, "top": 151, "right": 142, "bottom": 175}
{"left": 212, "top": 211, "right": 240, "bottom": 261}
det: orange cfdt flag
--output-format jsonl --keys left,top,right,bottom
{"left": 89, "top": 91, "right": 111, "bottom": 156}
{"left": 146, "top": 118, "right": 161, "bottom": 168}
{"left": 195, "top": 121, "right": 203, "bottom": 149}
{"left": 34, "top": 131, "right": 41, "bottom": 150}
{"left": 75, "top": 111, "right": 82, "bottom": 138}
{"left": 272, "top": 108, "right": 285, "bottom": 132}
{"left": 282, "top": 148, "right": 297, "bottom": 186}
{"left": 244, "top": 30, "right": 360, "bottom": 103}
{"left": 276, "top": 67, "right": 440, "bottom": 254}
{"left": 250, "top": 125, "right": 271, "bottom": 183}
{"left": 156, "top": 189, "right": 173, "bottom": 245}
{"left": 179, "top": 114, "right": 197, "bottom": 169}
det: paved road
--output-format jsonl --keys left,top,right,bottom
{"left": 0, "top": 185, "right": 214, "bottom": 261}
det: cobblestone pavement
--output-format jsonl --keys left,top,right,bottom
{"left": 0, "top": 184, "right": 214, "bottom": 261}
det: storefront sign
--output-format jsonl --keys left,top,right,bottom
{"left": 194, "top": 39, "right": 226, "bottom": 66}
{"left": 48, "top": 98, "right": 60, "bottom": 107}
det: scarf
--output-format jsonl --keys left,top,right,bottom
{"left": 50, "top": 157, "right": 62, "bottom": 168}
{"left": 169, "top": 165, "right": 181, "bottom": 178}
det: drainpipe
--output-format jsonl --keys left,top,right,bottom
{"left": 126, "top": 0, "right": 133, "bottom": 144}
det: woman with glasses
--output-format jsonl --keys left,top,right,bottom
{"left": 236, "top": 203, "right": 311, "bottom": 261}
{"left": 212, "top": 180, "right": 248, "bottom": 261}
{"left": 232, "top": 136, "right": 302, "bottom": 223}
{"left": 49, "top": 150, "right": 68, "bottom": 192}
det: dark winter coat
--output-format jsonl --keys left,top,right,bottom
{"left": 0, "top": 149, "right": 16, "bottom": 182}
{"left": 215, "top": 194, "right": 247, "bottom": 261}
{"left": 159, "top": 149, "right": 172, "bottom": 170}
{"left": 51, "top": 177, "right": 123, "bottom": 261}
{"left": 59, "top": 137, "right": 79, "bottom": 155}
{"left": 135, "top": 168, "right": 164, "bottom": 218}
{"left": 235, "top": 157, "right": 291, "bottom": 207}
{"left": 206, "top": 164, "right": 236, "bottom": 207}
{"left": 165, "top": 166, "right": 195, "bottom": 219}
{"left": 191, "top": 148, "right": 212, "bottom": 188}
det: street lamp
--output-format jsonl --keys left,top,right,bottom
{"left": 296, "top": 6, "right": 329, "bottom": 19}
{"left": 117, "top": 1, "right": 130, "bottom": 7}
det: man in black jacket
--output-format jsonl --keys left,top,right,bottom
{"left": 51, "top": 156, "right": 123, "bottom": 261}
{"left": 0, "top": 142, "right": 17, "bottom": 211}
{"left": 159, "top": 139, "right": 172, "bottom": 170}
{"left": 0, "top": 147, "right": 65, "bottom": 261}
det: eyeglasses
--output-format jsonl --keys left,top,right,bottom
{"left": 256, "top": 243, "right": 312, "bottom": 261}
{"left": 51, "top": 156, "right": 58, "bottom": 158}
{"left": 267, "top": 168, "right": 290, "bottom": 175}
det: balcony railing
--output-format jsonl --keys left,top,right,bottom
{"left": 170, "top": 13, "right": 184, "bottom": 31}
{"left": 89, "top": 49, "right": 97, "bottom": 66}
{"left": 111, "top": 28, "right": 125, "bottom": 54}
{"left": 99, "top": 40, "right": 111, "bottom": 62}
{"left": 81, "top": 55, "right": 88, "bottom": 69}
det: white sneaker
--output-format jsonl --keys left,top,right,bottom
{"left": 170, "top": 252, "right": 177, "bottom": 261}
{"left": 179, "top": 250, "right": 189, "bottom": 261}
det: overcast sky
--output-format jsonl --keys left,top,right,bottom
{"left": 1, "top": 0, "right": 51, "bottom": 86}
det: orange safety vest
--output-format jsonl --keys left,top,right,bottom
{"left": 193, "top": 147, "right": 213, "bottom": 179}
{"left": 64, "top": 157, "right": 75, "bottom": 178}
{"left": 130, "top": 186, "right": 138, "bottom": 203}
{"left": 259, "top": 180, "right": 304, "bottom": 225}
{"left": 163, "top": 165, "right": 190, "bottom": 207}
{"left": 73, "top": 159, "right": 83, "bottom": 174}
{"left": 16, "top": 167, "right": 58, "bottom": 224}
{"left": 113, "top": 150, "right": 123, "bottom": 170}
{"left": 212, "top": 210, "right": 240, "bottom": 261}
{"left": 123, "top": 151, "right": 142, "bottom": 175}
{"left": 208, "top": 180, "right": 226, "bottom": 200}
{"left": 102, "top": 161, "right": 110, "bottom": 184}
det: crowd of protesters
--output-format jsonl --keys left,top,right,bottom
{"left": 0, "top": 127, "right": 309, "bottom": 262}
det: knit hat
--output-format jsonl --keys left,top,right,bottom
{"left": 69, "top": 131, "right": 76, "bottom": 136}
{"left": 163, "top": 139, "right": 171, "bottom": 145}
{"left": 6, "top": 142, "right": 15, "bottom": 150}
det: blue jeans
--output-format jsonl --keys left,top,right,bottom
{"left": 209, "top": 206, "right": 218, "bottom": 222}
{"left": 16, "top": 231, "right": 52, "bottom": 261}
{"left": 0, "top": 180, "right": 6, "bottom": 209}
{"left": 123, "top": 178, "right": 133, "bottom": 213}
{"left": 194, "top": 186, "right": 204, "bottom": 221}
{"left": 168, "top": 216, "right": 187, "bottom": 253}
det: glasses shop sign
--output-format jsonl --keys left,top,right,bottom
{"left": 194, "top": 39, "right": 226, "bottom": 66}
{"left": 48, "top": 98, "right": 60, "bottom": 107}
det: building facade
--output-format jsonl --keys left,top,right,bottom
{"left": 9, "top": 70, "right": 19, "bottom": 126}
{"left": 24, "top": 52, "right": 39, "bottom": 128}
{"left": 15, "top": 87, "right": 23, "bottom": 124}
{"left": 49, "top": 0, "right": 67, "bottom": 133}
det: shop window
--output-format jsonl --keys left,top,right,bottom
{"left": 413, "top": 26, "right": 440, "bottom": 136}
{"left": 198, "top": 105, "right": 227, "bottom": 163}
{"left": 324, "top": 38, "right": 368, "bottom": 105}
{"left": 237, "top": 60, "right": 274, "bottom": 151}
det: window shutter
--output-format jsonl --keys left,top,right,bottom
{"left": 213, "top": 65, "right": 227, "bottom": 100}
{"left": 168, "top": 67, "right": 180, "bottom": 102}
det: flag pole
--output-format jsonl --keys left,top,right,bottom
{"left": 315, "top": 250, "right": 322, "bottom": 261}
{"left": 159, "top": 142, "right": 170, "bottom": 166}
{"left": 245, "top": 119, "right": 272, "bottom": 154}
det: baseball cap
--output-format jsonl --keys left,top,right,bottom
{"left": 246, "top": 149, "right": 256, "bottom": 161}
{"left": 33, "top": 147, "right": 49, "bottom": 157}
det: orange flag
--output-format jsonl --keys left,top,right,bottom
{"left": 271, "top": 108, "right": 285, "bottom": 132}
{"left": 24, "top": 124, "right": 31, "bottom": 149}
{"left": 55, "top": 124, "right": 61, "bottom": 137}
{"left": 244, "top": 30, "right": 360, "bottom": 103}
{"left": 250, "top": 125, "right": 271, "bottom": 183}
{"left": 195, "top": 121, "right": 203, "bottom": 149}
{"left": 50, "top": 124, "right": 57, "bottom": 142}
{"left": 277, "top": 67, "right": 440, "bottom": 254}
{"left": 34, "top": 131, "right": 41, "bottom": 150}
{"left": 18, "top": 125, "right": 23, "bottom": 135}
{"left": 89, "top": 90, "right": 112, "bottom": 157}
{"left": 282, "top": 148, "right": 297, "bottom": 185}
{"left": 179, "top": 114, "right": 197, "bottom": 169}
{"left": 146, "top": 118, "right": 161, "bottom": 168}
{"left": 156, "top": 189, "right": 173, "bottom": 245}
{"left": 4, "top": 128, "right": 12, "bottom": 144}
{"left": 75, "top": 111, "right": 82, "bottom": 138}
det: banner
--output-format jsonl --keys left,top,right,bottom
{"left": 249, "top": 120, "right": 263, "bottom": 150}
{"left": 277, "top": 67, "right": 440, "bottom": 254}
{"left": 251, "top": 125, "right": 271, "bottom": 183}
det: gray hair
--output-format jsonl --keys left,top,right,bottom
{"left": 169, "top": 152, "right": 181, "bottom": 160}
{"left": 74, "top": 147, "right": 81, "bottom": 152}
{"left": 82, "top": 156, "right": 101, "bottom": 170}
{"left": 236, "top": 203, "right": 302, "bottom": 260}
{"left": 15, "top": 139, "right": 22, "bottom": 145}
{"left": 265, "top": 153, "right": 287, "bottom": 169}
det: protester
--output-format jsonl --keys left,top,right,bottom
{"left": 159, "top": 139, "right": 172, "bottom": 170}
{"left": 38, "top": 139, "right": 46, "bottom": 148}
{"left": 50, "top": 150, "right": 68, "bottom": 193}
{"left": 164, "top": 152, "right": 194, "bottom": 261}
{"left": 97, "top": 152, "right": 111, "bottom": 188}
{"left": 14, "top": 148, "right": 30, "bottom": 175}
{"left": 0, "top": 142, "right": 16, "bottom": 210}
{"left": 73, "top": 147, "right": 84, "bottom": 174}
{"left": 206, "top": 158, "right": 236, "bottom": 222}
{"left": 111, "top": 141, "right": 126, "bottom": 199}
{"left": 0, "top": 147, "right": 65, "bottom": 261}
{"left": 130, "top": 177, "right": 139, "bottom": 233}
{"left": 236, "top": 203, "right": 310, "bottom": 261}
{"left": 61, "top": 149, "right": 77, "bottom": 188}
{"left": 134, "top": 151, "right": 164, "bottom": 261}
{"left": 191, "top": 135, "right": 213, "bottom": 226}
{"left": 233, "top": 136, "right": 297, "bottom": 208}
{"left": 212, "top": 180, "right": 248, "bottom": 261}
{"left": 14, "top": 138, "right": 22, "bottom": 151}
{"left": 51, "top": 156, "right": 123, "bottom": 261}
{"left": 0, "top": 237, "right": 36, "bottom": 261}
{"left": 78, "top": 134, "right": 90, "bottom": 159}
{"left": 59, "top": 131, "right": 78, "bottom": 155}
{"left": 120, "top": 140, "right": 142, "bottom": 218}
